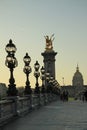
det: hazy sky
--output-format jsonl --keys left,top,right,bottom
{"left": 0, "top": 0, "right": 87, "bottom": 88}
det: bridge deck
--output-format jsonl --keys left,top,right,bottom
{"left": 2, "top": 100, "right": 87, "bottom": 130}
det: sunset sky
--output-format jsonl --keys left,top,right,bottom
{"left": 0, "top": 0, "right": 87, "bottom": 88}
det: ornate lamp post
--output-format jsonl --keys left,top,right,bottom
{"left": 40, "top": 66, "right": 45, "bottom": 93}
{"left": 46, "top": 71, "right": 50, "bottom": 93}
{"left": 23, "top": 53, "right": 32, "bottom": 95}
{"left": 49, "top": 75, "right": 54, "bottom": 92}
{"left": 5, "top": 39, "right": 18, "bottom": 96}
{"left": 34, "top": 61, "right": 40, "bottom": 94}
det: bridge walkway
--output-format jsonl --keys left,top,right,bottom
{"left": 2, "top": 100, "right": 87, "bottom": 130}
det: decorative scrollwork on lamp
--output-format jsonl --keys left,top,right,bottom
{"left": 5, "top": 39, "right": 18, "bottom": 96}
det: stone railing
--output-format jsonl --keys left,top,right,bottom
{"left": 0, "top": 93, "right": 59, "bottom": 126}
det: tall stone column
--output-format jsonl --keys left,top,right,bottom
{"left": 41, "top": 50, "right": 57, "bottom": 79}
{"left": 41, "top": 34, "right": 57, "bottom": 79}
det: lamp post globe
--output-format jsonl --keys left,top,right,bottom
{"left": 41, "top": 66, "right": 45, "bottom": 75}
{"left": 23, "top": 53, "right": 31, "bottom": 66}
{"left": 5, "top": 39, "right": 17, "bottom": 55}
{"left": 5, "top": 39, "right": 18, "bottom": 96}
{"left": 34, "top": 61, "right": 40, "bottom": 94}
{"left": 23, "top": 53, "right": 32, "bottom": 95}
{"left": 34, "top": 60, "right": 40, "bottom": 71}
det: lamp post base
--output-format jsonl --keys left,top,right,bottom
{"left": 24, "top": 86, "right": 32, "bottom": 95}
{"left": 7, "top": 84, "right": 18, "bottom": 96}
{"left": 34, "top": 86, "right": 40, "bottom": 94}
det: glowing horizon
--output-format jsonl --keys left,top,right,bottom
{"left": 0, "top": 0, "right": 87, "bottom": 88}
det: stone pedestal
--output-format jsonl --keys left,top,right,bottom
{"left": 41, "top": 50, "right": 57, "bottom": 79}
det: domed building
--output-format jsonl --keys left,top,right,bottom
{"left": 72, "top": 65, "right": 84, "bottom": 95}
{"left": 61, "top": 65, "right": 85, "bottom": 98}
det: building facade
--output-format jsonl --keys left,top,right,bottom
{"left": 72, "top": 65, "right": 84, "bottom": 95}
{"left": 61, "top": 65, "right": 85, "bottom": 97}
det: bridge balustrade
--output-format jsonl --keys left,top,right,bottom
{"left": 0, "top": 93, "right": 59, "bottom": 126}
{"left": 17, "top": 96, "right": 31, "bottom": 115}
{"left": 0, "top": 100, "right": 16, "bottom": 125}
{"left": 32, "top": 94, "right": 41, "bottom": 108}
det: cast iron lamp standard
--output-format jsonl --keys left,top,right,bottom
{"left": 46, "top": 71, "right": 50, "bottom": 93}
{"left": 49, "top": 75, "right": 54, "bottom": 93}
{"left": 34, "top": 61, "right": 40, "bottom": 94}
{"left": 5, "top": 39, "right": 18, "bottom": 96}
{"left": 40, "top": 66, "right": 45, "bottom": 93}
{"left": 23, "top": 53, "right": 32, "bottom": 95}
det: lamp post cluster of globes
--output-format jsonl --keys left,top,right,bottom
{"left": 5, "top": 39, "right": 59, "bottom": 96}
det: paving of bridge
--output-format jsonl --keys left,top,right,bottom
{"left": 2, "top": 100, "right": 87, "bottom": 130}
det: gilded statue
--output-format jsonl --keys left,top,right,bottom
{"left": 44, "top": 34, "right": 55, "bottom": 50}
